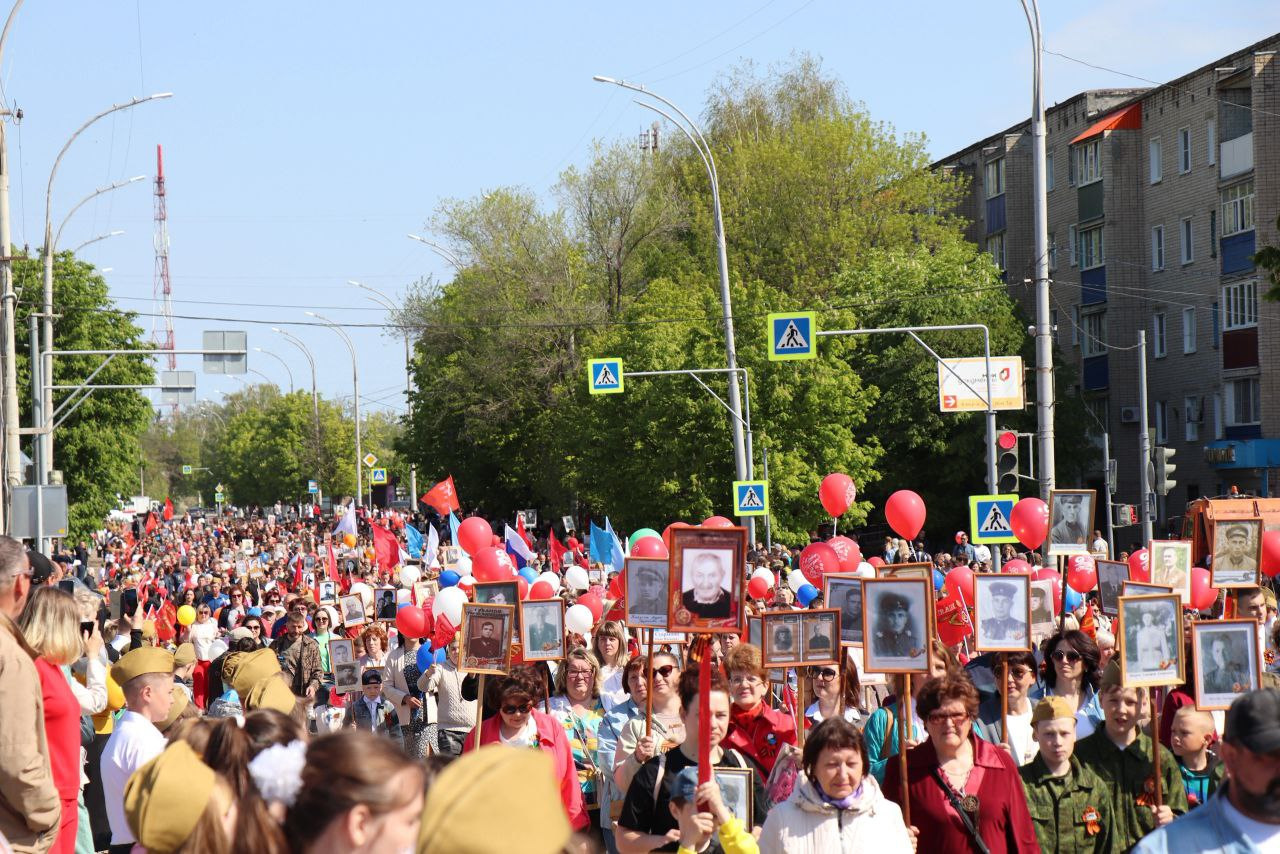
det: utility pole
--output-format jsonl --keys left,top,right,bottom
{"left": 0, "top": 0, "right": 24, "bottom": 534}
{"left": 1137, "top": 330, "right": 1154, "bottom": 544}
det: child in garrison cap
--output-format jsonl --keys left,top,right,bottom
{"left": 1020, "top": 696, "right": 1116, "bottom": 852}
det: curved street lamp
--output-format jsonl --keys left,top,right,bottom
{"left": 306, "top": 312, "right": 363, "bottom": 507}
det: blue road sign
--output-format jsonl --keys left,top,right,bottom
{"left": 587, "top": 358, "right": 624, "bottom": 394}
{"left": 969, "top": 494, "right": 1018, "bottom": 544}
{"left": 767, "top": 312, "right": 816, "bottom": 361}
{"left": 733, "top": 480, "right": 769, "bottom": 516}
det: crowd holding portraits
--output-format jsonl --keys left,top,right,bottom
{"left": 1118, "top": 593, "right": 1184, "bottom": 687}
{"left": 667, "top": 526, "right": 746, "bottom": 633}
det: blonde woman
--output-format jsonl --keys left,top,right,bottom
{"left": 549, "top": 648, "right": 607, "bottom": 840}
{"left": 592, "top": 621, "right": 630, "bottom": 711}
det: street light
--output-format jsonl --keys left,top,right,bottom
{"left": 406, "top": 233, "right": 462, "bottom": 269}
{"left": 253, "top": 347, "right": 295, "bottom": 393}
{"left": 592, "top": 75, "right": 751, "bottom": 528}
{"left": 71, "top": 230, "right": 125, "bottom": 254}
{"left": 53, "top": 175, "right": 145, "bottom": 251}
{"left": 306, "top": 311, "right": 363, "bottom": 508}
{"left": 272, "top": 327, "right": 321, "bottom": 496}
{"left": 0, "top": 0, "right": 26, "bottom": 533}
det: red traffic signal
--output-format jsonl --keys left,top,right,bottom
{"left": 997, "top": 430, "right": 1018, "bottom": 451}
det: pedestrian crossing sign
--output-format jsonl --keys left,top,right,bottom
{"left": 371, "top": 468, "right": 388, "bottom": 485}
{"left": 733, "top": 480, "right": 769, "bottom": 517}
{"left": 968, "top": 493, "right": 1018, "bottom": 544}
{"left": 767, "top": 312, "right": 816, "bottom": 361}
{"left": 587, "top": 358, "right": 624, "bottom": 394}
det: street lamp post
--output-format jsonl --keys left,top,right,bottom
{"left": 406, "top": 233, "right": 463, "bottom": 269}
{"left": 306, "top": 312, "right": 362, "bottom": 508}
{"left": 273, "top": 328, "right": 321, "bottom": 502}
{"left": 71, "top": 230, "right": 125, "bottom": 254}
{"left": 0, "top": 0, "right": 25, "bottom": 535}
{"left": 253, "top": 347, "right": 294, "bottom": 393}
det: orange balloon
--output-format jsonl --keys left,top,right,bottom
{"left": 343, "top": 533, "right": 357, "bottom": 547}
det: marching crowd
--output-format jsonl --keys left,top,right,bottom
{"left": 0, "top": 504, "right": 1278, "bottom": 854}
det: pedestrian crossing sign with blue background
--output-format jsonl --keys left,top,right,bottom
{"left": 371, "top": 467, "right": 388, "bottom": 485}
{"left": 767, "top": 311, "right": 816, "bottom": 361}
{"left": 968, "top": 493, "right": 1018, "bottom": 544}
{"left": 733, "top": 480, "right": 769, "bottom": 516}
{"left": 587, "top": 358, "right": 624, "bottom": 394}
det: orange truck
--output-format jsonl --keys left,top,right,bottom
{"left": 1180, "top": 494, "right": 1280, "bottom": 567}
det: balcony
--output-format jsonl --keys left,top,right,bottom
{"left": 1222, "top": 231, "right": 1256, "bottom": 276}
{"left": 1220, "top": 132, "right": 1253, "bottom": 179}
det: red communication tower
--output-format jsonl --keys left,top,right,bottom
{"left": 152, "top": 144, "right": 176, "bottom": 379}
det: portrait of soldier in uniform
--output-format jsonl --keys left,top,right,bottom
{"left": 1048, "top": 490, "right": 1094, "bottom": 555}
{"left": 625, "top": 559, "right": 669, "bottom": 627}
{"left": 1211, "top": 520, "right": 1261, "bottom": 588}
{"left": 863, "top": 579, "right": 928, "bottom": 671}
{"left": 975, "top": 575, "right": 1030, "bottom": 651}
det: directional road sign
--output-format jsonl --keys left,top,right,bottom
{"left": 766, "top": 312, "right": 816, "bottom": 361}
{"left": 733, "top": 480, "right": 770, "bottom": 517}
{"left": 181, "top": 464, "right": 193, "bottom": 475}
{"left": 968, "top": 493, "right": 1018, "bottom": 544}
{"left": 587, "top": 358, "right": 624, "bottom": 394}
{"left": 371, "top": 467, "right": 388, "bottom": 485}
{"left": 307, "top": 479, "right": 319, "bottom": 494}
{"left": 362, "top": 453, "right": 378, "bottom": 468}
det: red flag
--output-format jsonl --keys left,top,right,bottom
{"left": 516, "top": 514, "right": 533, "bottom": 549}
{"left": 327, "top": 540, "right": 340, "bottom": 582}
{"left": 549, "top": 530, "right": 566, "bottom": 571}
{"left": 291, "top": 553, "right": 305, "bottom": 591}
{"left": 430, "top": 614, "right": 456, "bottom": 651}
{"left": 144, "top": 512, "right": 157, "bottom": 535}
{"left": 369, "top": 521, "right": 399, "bottom": 573}
{"left": 163, "top": 498, "right": 174, "bottom": 521}
{"left": 420, "top": 476, "right": 461, "bottom": 515}
{"left": 935, "top": 587, "right": 974, "bottom": 647}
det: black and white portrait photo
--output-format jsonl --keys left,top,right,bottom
{"left": 713, "top": 768, "right": 752, "bottom": 828}
{"left": 1047, "top": 490, "right": 1095, "bottom": 556}
{"left": 1095, "top": 560, "right": 1129, "bottom": 618}
{"left": 862, "top": 579, "right": 929, "bottom": 673}
{"left": 375, "top": 586, "right": 397, "bottom": 621}
{"left": 1148, "top": 540, "right": 1192, "bottom": 606}
{"left": 1191, "top": 619, "right": 1260, "bottom": 709}
{"left": 1029, "top": 580, "right": 1057, "bottom": 644}
{"left": 520, "top": 599, "right": 565, "bottom": 662}
{"left": 1211, "top": 519, "right": 1261, "bottom": 588}
{"left": 974, "top": 574, "right": 1030, "bottom": 652}
{"left": 802, "top": 610, "right": 840, "bottom": 665}
{"left": 339, "top": 594, "right": 366, "bottom": 628}
{"left": 475, "top": 581, "right": 521, "bottom": 639}
{"left": 460, "top": 603, "right": 514, "bottom": 675}
{"left": 669, "top": 526, "right": 746, "bottom": 633}
{"left": 318, "top": 580, "right": 337, "bottom": 605}
{"left": 624, "top": 558, "right": 669, "bottom": 628}
{"left": 823, "top": 574, "right": 863, "bottom": 645}
{"left": 761, "top": 612, "right": 804, "bottom": 667}
{"left": 1119, "top": 594, "right": 1183, "bottom": 688}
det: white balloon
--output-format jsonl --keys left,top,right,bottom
{"left": 751, "top": 568, "right": 776, "bottom": 588}
{"left": 435, "top": 586, "right": 467, "bottom": 626}
{"left": 400, "top": 565, "right": 421, "bottom": 587}
{"left": 564, "top": 566, "right": 589, "bottom": 591}
{"left": 395, "top": 587, "right": 412, "bottom": 604}
{"left": 207, "top": 639, "right": 228, "bottom": 661}
{"left": 458, "top": 574, "right": 477, "bottom": 588}
{"left": 536, "top": 571, "right": 561, "bottom": 589}
{"left": 565, "top": 603, "right": 594, "bottom": 634}
{"left": 787, "top": 570, "right": 809, "bottom": 593}
{"left": 855, "top": 561, "right": 875, "bottom": 578}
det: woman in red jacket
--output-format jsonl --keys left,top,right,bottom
{"left": 722, "top": 643, "right": 796, "bottom": 776}
{"left": 17, "top": 587, "right": 86, "bottom": 854}
{"left": 884, "top": 671, "right": 1039, "bottom": 854}
{"left": 463, "top": 666, "right": 587, "bottom": 831}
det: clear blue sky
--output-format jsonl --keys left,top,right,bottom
{"left": 6, "top": 2, "right": 1273, "bottom": 412}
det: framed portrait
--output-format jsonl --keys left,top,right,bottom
{"left": 747, "top": 616, "right": 783, "bottom": 681}
{"left": 303, "top": 553, "right": 316, "bottom": 571}
{"left": 442, "top": 547, "right": 461, "bottom": 570}
{"left": 588, "top": 568, "right": 604, "bottom": 585}
{"left": 318, "top": 580, "right": 337, "bottom": 606}
{"left": 1118, "top": 593, "right": 1184, "bottom": 688}
{"left": 761, "top": 611, "right": 805, "bottom": 668}
{"left": 413, "top": 580, "right": 438, "bottom": 606}
{"left": 974, "top": 573, "right": 1031, "bottom": 652}
{"left": 1122, "top": 580, "right": 1173, "bottom": 596}
{"left": 1211, "top": 518, "right": 1261, "bottom": 588}
{"left": 342, "top": 557, "right": 360, "bottom": 575}
{"left": 520, "top": 599, "right": 565, "bottom": 662}
{"left": 374, "top": 586, "right": 398, "bottom": 621}
{"left": 1191, "top": 619, "right": 1261, "bottom": 710}
{"left": 713, "top": 768, "right": 753, "bottom": 828}
{"left": 1047, "top": 489, "right": 1095, "bottom": 556}
{"left": 822, "top": 574, "right": 864, "bottom": 645}
{"left": 332, "top": 661, "right": 361, "bottom": 695}
{"left": 1148, "top": 540, "right": 1193, "bottom": 605}
{"left": 668, "top": 526, "right": 747, "bottom": 633}
{"left": 801, "top": 610, "right": 841, "bottom": 666}
{"left": 339, "top": 594, "right": 367, "bottom": 628}
{"left": 475, "top": 581, "right": 521, "bottom": 640}
{"left": 459, "top": 603, "right": 515, "bottom": 675}
{"left": 875, "top": 562, "right": 931, "bottom": 579}
{"left": 625, "top": 558, "right": 670, "bottom": 629}
{"left": 861, "top": 578, "right": 930, "bottom": 673}
{"left": 328, "top": 637, "right": 355, "bottom": 669}
{"left": 1095, "top": 560, "right": 1130, "bottom": 618}
{"left": 1029, "top": 581, "right": 1057, "bottom": 644}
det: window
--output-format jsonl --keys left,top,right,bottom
{"left": 1207, "top": 119, "right": 1216, "bottom": 165}
{"left": 1154, "top": 400, "right": 1168, "bottom": 444}
{"left": 1047, "top": 152, "right": 1055, "bottom": 191}
{"left": 985, "top": 158, "right": 1005, "bottom": 198}
{"left": 1180, "top": 217, "right": 1194, "bottom": 264}
{"left": 1151, "top": 225, "right": 1165, "bottom": 271}
{"left": 1082, "top": 310, "right": 1106, "bottom": 357}
{"left": 1068, "top": 224, "right": 1078, "bottom": 266}
{"left": 1182, "top": 307, "right": 1196, "bottom": 354}
{"left": 1048, "top": 231, "right": 1057, "bottom": 270}
{"left": 1078, "top": 225, "right": 1104, "bottom": 269}
{"left": 1179, "top": 127, "right": 1192, "bottom": 173}
{"left": 986, "top": 231, "right": 1006, "bottom": 270}
{"left": 1222, "top": 279, "right": 1258, "bottom": 330}
{"left": 1221, "top": 181, "right": 1255, "bottom": 235}
{"left": 1226, "top": 377, "right": 1261, "bottom": 426}
{"left": 1072, "top": 306, "right": 1080, "bottom": 347}
{"left": 1152, "top": 313, "right": 1167, "bottom": 357}
{"left": 1085, "top": 397, "right": 1109, "bottom": 435}
{"left": 1149, "top": 138, "right": 1163, "bottom": 183}
{"left": 1074, "top": 140, "right": 1101, "bottom": 186}
{"left": 1185, "top": 396, "right": 1202, "bottom": 442}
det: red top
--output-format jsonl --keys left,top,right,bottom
{"left": 723, "top": 701, "right": 797, "bottom": 775}
{"left": 35, "top": 657, "right": 81, "bottom": 801}
{"left": 884, "top": 732, "right": 1039, "bottom": 854}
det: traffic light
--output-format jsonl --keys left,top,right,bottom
{"left": 996, "top": 430, "right": 1019, "bottom": 493}
{"left": 1154, "top": 446, "right": 1177, "bottom": 495}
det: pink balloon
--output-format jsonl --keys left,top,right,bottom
{"left": 1009, "top": 498, "right": 1049, "bottom": 550}
{"left": 884, "top": 490, "right": 926, "bottom": 540}
{"left": 457, "top": 516, "right": 493, "bottom": 556}
{"left": 662, "top": 522, "right": 692, "bottom": 551}
{"left": 630, "top": 536, "right": 668, "bottom": 559}
{"left": 1189, "top": 567, "right": 1217, "bottom": 611}
{"left": 826, "top": 535, "right": 862, "bottom": 574}
{"left": 799, "top": 542, "right": 841, "bottom": 588}
{"left": 867, "top": 556, "right": 885, "bottom": 568}
{"left": 819, "top": 473, "right": 857, "bottom": 517}
{"left": 701, "top": 516, "right": 734, "bottom": 529}
{"left": 1066, "top": 555, "right": 1097, "bottom": 593}
{"left": 577, "top": 592, "right": 604, "bottom": 621}
{"left": 1128, "top": 548, "right": 1150, "bottom": 582}
{"left": 944, "top": 565, "right": 975, "bottom": 604}
{"left": 1263, "top": 530, "right": 1280, "bottom": 578}
{"left": 1002, "top": 558, "right": 1032, "bottom": 574}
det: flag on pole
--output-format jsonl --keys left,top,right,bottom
{"left": 448, "top": 511, "right": 461, "bottom": 547}
{"left": 163, "top": 498, "right": 174, "bottom": 522}
{"left": 405, "top": 524, "right": 424, "bottom": 559}
{"left": 504, "top": 525, "right": 535, "bottom": 569}
{"left": 549, "top": 529, "right": 567, "bottom": 571}
{"left": 515, "top": 513, "right": 533, "bottom": 549}
{"left": 333, "top": 503, "right": 358, "bottom": 538}
{"left": 326, "top": 540, "right": 340, "bottom": 582}
{"left": 426, "top": 524, "right": 440, "bottom": 569}
{"left": 589, "top": 521, "right": 610, "bottom": 565}
{"left": 604, "top": 518, "right": 626, "bottom": 572}
{"left": 144, "top": 512, "right": 157, "bottom": 536}
{"left": 421, "top": 476, "right": 461, "bottom": 515}
{"left": 370, "top": 522, "right": 400, "bottom": 574}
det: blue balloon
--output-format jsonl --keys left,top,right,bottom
{"left": 796, "top": 583, "right": 820, "bottom": 607}
{"left": 397, "top": 602, "right": 411, "bottom": 610}
{"left": 247, "top": 607, "right": 262, "bottom": 617}
{"left": 439, "top": 570, "right": 461, "bottom": 588}
{"left": 433, "top": 648, "right": 447, "bottom": 664}
{"left": 1064, "top": 587, "right": 1083, "bottom": 611}
{"left": 933, "top": 569, "right": 947, "bottom": 591}
{"left": 416, "top": 644, "right": 434, "bottom": 672}
{"left": 518, "top": 567, "right": 538, "bottom": 584}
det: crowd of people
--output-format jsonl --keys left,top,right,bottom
{"left": 0, "top": 503, "right": 1277, "bottom": 853}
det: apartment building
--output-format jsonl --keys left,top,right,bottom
{"left": 937, "top": 33, "right": 1280, "bottom": 532}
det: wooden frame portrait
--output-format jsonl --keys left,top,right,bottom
{"left": 801, "top": 610, "right": 841, "bottom": 666}
{"left": 747, "top": 615, "right": 784, "bottom": 681}
{"left": 318, "top": 580, "right": 337, "bottom": 606}
{"left": 861, "top": 578, "right": 930, "bottom": 673}
{"left": 668, "top": 526, "right": 747, "bottom": 633}
{"left": 459, "top": 603, "right": 515, "bottom": 675}
{"left": 441, "top": 547, "right": 461, "bottom": 570}
{"left": 761, "top": 611, "right": 805, "bottom": 668}
{"left": 1191, "top": 619, "right": 1261, "bottom": 710}
{"left": 520, "top": 599, "right": 565, "bottom": 662}
{"left": 822, "top": 574, "right": 863, "bottom": 645}
{"left": 624, "top": 558, "right": 669, "bottom": 629}
{"left": 339, "top": 594, "right": 367, "bottom": 628}
{"left": 974, "top": 573, "right": 1031, "bottom": 652}
{"left": 713, "top": 767, "right": 753, "bottom": 828}
{"left": 875, "top": 562, "right": 931, "bottom": 579}
{"left": 1118, "top": 593, "right": 1184, "bottom": 688}
{"left": 1148, "top": 540, "right": 1193, "bottom": 605}
{"left": 412, "top": 580, "right": 438, "bottom": 606}
{"left": 374, "top": 586, "right": 398, "bottom": 621}
{"left": 1095, "top": 560, "right": 1129, "bottom": 617}
{"left": 474, "top": 581, "right": 521, "bottom": 640}
{"left": 1211, "top": 518, "right": 1262, "bottom": 588}
{"left": 1122, "top": 580, "right": 1173, "bottom": 596}
{"left": 1047, "top": 489, "right": 1095, "bottom": 556}
{"left": 329, "top": 638, "right": 358, "bottom": 693}
{"left": 1029, "top": 580, "right": 1057, "bottom": 643}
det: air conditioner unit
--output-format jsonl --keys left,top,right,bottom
{"left": 1120, "top": 406, "right": 1140, "bottom": 424}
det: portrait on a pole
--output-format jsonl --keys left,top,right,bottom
{"left": 668, "top": 526, "right": 746, "bottom": 633}
{"left": 973, "top": 573, "right": 1031, "bottom": 652}
{"left": 801, "top": 610, "right": 840, "bottom": 666}
{"left": 761, "top": 611, "right": 805, "bottom": 668}
{"left": 1118, "top": 593, "right": 1183, "bottom": 688}
{"left": 861, "top": 578, "right": 929, "bottom": 673}
{"left": 520, "top": 599, "right": 565, "bottom": 662}
{"left": 1047, "top": 489, "right": 1095, "bottom": 556}
{"left": 822, "top": 574, "right": 863, "bottom": 645}
{"left": 1191, "top": 619, "right": 1259, "bottom": 710}
{"left": 624, "top": 558, "right": 669, "bottom": 629}
{"left": 460, "top": 603, "right": 514, "bottom": 675}
{"left": 1095, "top": 560, "right": 1129, "bottom": 618}
{"left": 1148, "top": 540, "right": 1192, "bottom": 605}
{"left": 1210, "top": 519, "right": 1261, "bottom": 588}
{"left": 474, "top": 581, "right": 520, "bottom": 640}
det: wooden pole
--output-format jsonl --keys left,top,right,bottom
{"left": 1058, "top": 555, "right": 1068, "bottom": 634}
{"left": 472, "top": 674, "right": 485, "bottom": 753}
{"left": 1150, "top": 686, "right": 1163, "bottom": 808}
{"left": 543, "top": 671, "right": 550, "bottom": 715}
{"left": 797, "top": 672, "right": 807, "bottom": 746}
{"left": 899, "top": 673, "right": 912, "bottom": 826}
{"left": 644, "top": 628, "right": 655, "bottom": 737}
{"left": 1001, "top": 657, "right": 1010, "bottom": 750}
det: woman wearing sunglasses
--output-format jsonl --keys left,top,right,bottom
{"left": 1040, "top": 630, "right": 1104, "bottom": 737}
{"left": 462, "top": 666, "right": 587, "bottom": 831}
{"left": 610, "top": 653, "right": 684, "bottom": 849}
{"left": 804, "top": 657, "right": 864, "bottom": 731}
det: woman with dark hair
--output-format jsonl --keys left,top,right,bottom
{"left": 1040, "top": 630, "right": 1104, "bottom": 737}
{"left": 974, "top": 651, "right": 1040, "bottom": 766}
{"left": 884, "top": 672, "right": 1038, "bottom": 854}
{"left": 760, "top": 717, "right": 912, "bottom": 852}
{"left": 804, "top": 653, "right": 864, "bottom": 730}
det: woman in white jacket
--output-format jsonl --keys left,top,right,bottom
{"left": 759, "top": 717, "right": 914, "bottom": 854}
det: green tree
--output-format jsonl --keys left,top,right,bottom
{"left": 1258, "top": 214, "right": 1280, "bottom": 301}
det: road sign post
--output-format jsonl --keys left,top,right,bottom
{"left": 968, "top": 494, "right": 1018, "bottom": 544}
{"left": 371, "top": 468, "right": 388, "bottom": 485}
{"left": 732, "top": 481, "right": 769, "bottom": 517}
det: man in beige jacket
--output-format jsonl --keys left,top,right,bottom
{"left": 0, "top": 536, "right": 60, "bottom": 853}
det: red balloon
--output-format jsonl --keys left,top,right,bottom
{"left": 566, "top": 537, "right": 580, "bottom": 551}
{"left": 630, "top": 536, "right": 669, "bottom": 559}
{"left": 799, "top": 542, "right": 841, "bottom": 588}
{"left": 827, "top": 536, "right": 862, "bottom": 574}
{"left": 701, "top": 516, "right": 734, "bottom": 529}
{"left": 662, "top": 522, "right": 692, "bottom": 552}
{"left": 944, "top": 565, "right": 975, "bottom": 604}
{"left": 1263, "top": 530, "right": 1280, "bottom": 578}
{"left": 1128, "top": 548, "right": 1150, "bottom": 582}
{"left": 1002, "top": 558, "right": 1032, "bottom": 574}
{"left": 867, "top": 556, "right": 886, "bottom": 568}
{"left": 577, "top": 592, "right": 604, "bottom": 621}
{"left": 396, "top": 605, "right": 428, "bottom": 638}
{"left": 491, "top": 534, "right": 502, "bottom": 546}
{"left": 457, "top": 517, "right": 493, "bottom": 556}
{"left": 1189, "top": 567, "right": 1217, "bottom": 611}
{"left": 457, "top": 577, "right": 475, "bottom": 596}
{"left": 607, "top": 574, "right": 626, "bottom": 600}
{"left": 1009, "top": 498, "right": 1049, "bottom": 550}
{"left": 1032, "top": 567, "right": 1063, "bottom": 611}
{"left": 1066, "top": 555, "right": 1097, "bottom": 593}
{"left": 819, "top": 473, "right": 857, "bottom": 517}
{"left": 516, "top": 577, "right": 530, "bottom": 601}
{"left": 884, "top": 490, "right": 926, "bottom": 540}
{"left": 471, "top": 547, "right": 515, "bottom": 582}
{"left": 529, "top": 580, "right": 556, "bottom": 600}
{"left": 747, "top": 576, "right": 771, "bottom": 600}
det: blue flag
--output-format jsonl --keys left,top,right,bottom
{"left": 604, "top": 517, "right": 627, "bottom": 572}
{"left": 589, "top": 520, "right": 610, "bottom": 565}
{"left": 448, "top": 511, "right": 461, "bottom": 547}
{"left": 405, "top": 524, "right": 423, "bottom": 559}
